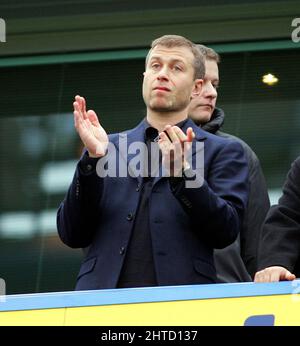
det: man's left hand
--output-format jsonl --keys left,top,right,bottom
{"left": 158, "top": 125, "right": 195, "bottom": 177}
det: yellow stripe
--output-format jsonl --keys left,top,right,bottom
{"left": 1, "top": 294, "right": 300, "bottom": 325}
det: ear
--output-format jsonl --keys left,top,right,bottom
{"left": 143, "top": 72, "right": 145, "bottom": 76}
{"left": 191, "top": 78, "right": 203, "bottom": 98}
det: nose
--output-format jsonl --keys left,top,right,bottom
{"left": 157, "top": 66, "right": 169, "bottom": 81}
{"left": 204, "top": 83, "right": 217, "bottom": 99}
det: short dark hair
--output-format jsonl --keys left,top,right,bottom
{"left": 196, "top": 44, "right": 220, "bottom": 63}
{"left": 146, "top": 35, "right": 205, "bottom": 80}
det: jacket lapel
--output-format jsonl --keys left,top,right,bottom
{"left": 117, "top": 120, "right": 147, "bottom": 185}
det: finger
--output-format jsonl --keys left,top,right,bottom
{"left": 186, "top": 127, "right": 195, "bottom": 142}
{"left": 73, "top": 101, "right": 79, "bottom": 113}
{"left": 254, "top": 272, "right": 260, "bottom": 283}
{"left": 270, "top": 271, "right": 281, "bottom": 282}
{"left": 74, "top": 110, "right": 86, "bottom": 133}
{"left": 75, "top": 95, "right": 87, "bottom": 119}
{"left": 73, "top": 101, "right": 83, "bottom": 117}
{"left": 87, "top": 110, "right": 100, "bottom": 127}
{"left": 165, "top": 126, "right": 180, "bottom": 143}
{"left": 173, "top": 140, "right": 183, "bottom": 160}
{"left": 173, "top": 126, "right": 187, "bottom": 142}
{"left": 158, "top": 137, "right": 167, "bottom": 150}
{"left": 77, "top": 96, "right": 88, "bottom": 119}
{"left": 81, "top": 96, "right": 87, "bottom": 117}
{"left": 74, "top": 110, "right": 79, "bottom": 129}
{"left": 74, "top": 104, "right": 89, "bottom": 137}
{"left": 254, "top": 271, "right": 263, "bottom": 283}
{"left": 158, "top": 139, "right": 169, "bottom": 159}
{"left": 75, "top": 95, "right": 82, "bottom": 110}
{"left": 159, "top": 134, "right": 175, "bottom": 152}
{"left": 254, "top": 270, "right": 270, "bottom": 283}
{"left": 74, "top": 97, "right": 85, "bottom": 120}
{"left": 282, "top": 270, "right": 296, "bottom": 281}
{"left": 262, "top": 272, "right": 272, "bottom": 282}
{"left": 159, "top": 130, "right": 172, "bottom": 145}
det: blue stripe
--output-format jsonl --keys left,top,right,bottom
{"left": 0, "top": 281, "right": 299, "bottom": 312}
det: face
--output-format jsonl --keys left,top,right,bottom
{"left": 142, "top": 45, "right": 202, "bottom": 113}
{"left": 188, "top": 59, "right": 219, "bottom": 124}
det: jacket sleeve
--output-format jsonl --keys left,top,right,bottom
{"left": 170, "top": 140, "right": 249, "bottom": 249}
{"left": 240, "top": 151, "right": 270, "bottom": 278}
{"left": 56, "top": 151, "right": 103, "bottom": 248}
{"left": 257, "top": 157, "right": 300, "bottom": 272}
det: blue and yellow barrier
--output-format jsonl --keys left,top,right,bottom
{"left": 0, "top": 281, "right": 300, "bottom": 326}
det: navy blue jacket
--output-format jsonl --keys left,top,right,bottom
{"left": 57, "top": 119, "right": 248, "bottom": 290}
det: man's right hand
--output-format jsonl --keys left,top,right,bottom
{"left": 254, "top": 266, "right": 296, "bottom": 283}
{"left": 73, "top": 95, "right": 108, "bottom": 158}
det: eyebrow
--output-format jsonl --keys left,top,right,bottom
{"left": 206, "top": 77, "right": 219, "bottom": 83}
{"left": 149, "top": 55, "right": 186, "bottom": 65}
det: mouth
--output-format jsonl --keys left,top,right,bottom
{"left": 153, "top": 86, "right": 171, "bottom": 92}
{"left": 199, "top": 104, "right": 213, "bottom": 110}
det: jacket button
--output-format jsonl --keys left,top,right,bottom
{"left": 119, "top": 246, "right": 125, "bottom": 255}
{"left": 86, "top": 164, "right": 93, "bottom": 171}
{"left": 126, "top": 213, "right": 133, "bottom": 221}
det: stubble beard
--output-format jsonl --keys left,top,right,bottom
{"left": 148, "top": 95, "right": 189, "bottom": 113}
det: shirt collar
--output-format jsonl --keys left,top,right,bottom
{"left": 143, "top": 117, "right": 189, "bottom": 142}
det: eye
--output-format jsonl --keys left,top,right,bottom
{"left": 151, "top": 63, "right": 160, "bottom": 70}
{"left": 173, "top": 65, "right": 183, "bottom": 71}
